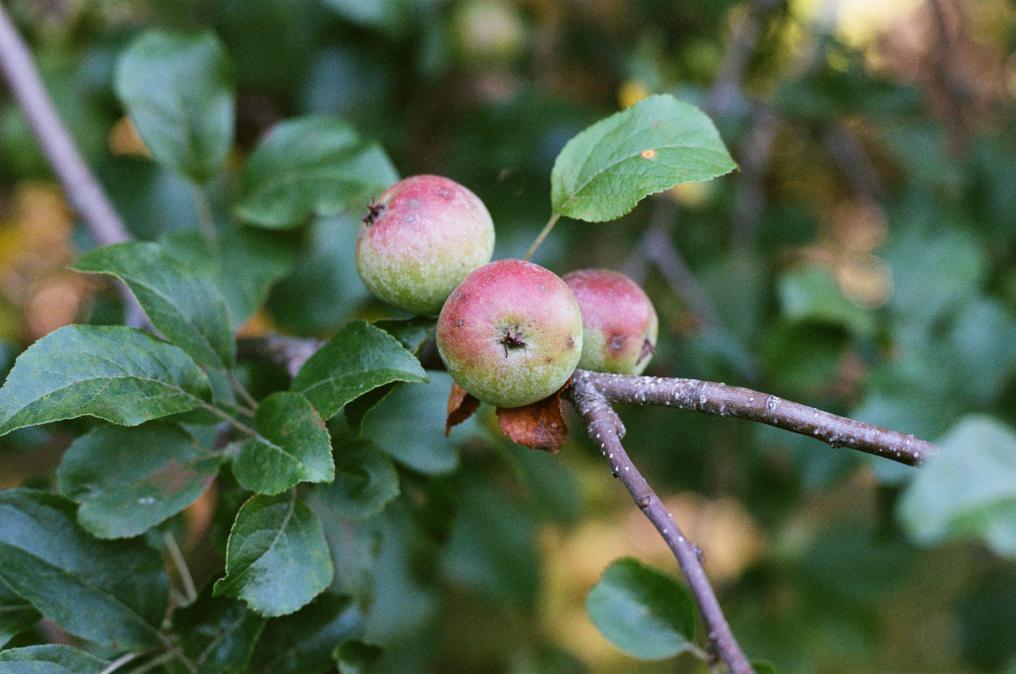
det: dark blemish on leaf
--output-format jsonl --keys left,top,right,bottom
{"left": 640, "top": 149, "right": 657, "bottom": 160}
{"left": 609, "top": 335, "right": 626, "bottom": 352}
{"left": 147, "top": 460, "right": 197, "bottom": 496}
{"left": 363, "top": 198, "right": 385, "bottom": 225}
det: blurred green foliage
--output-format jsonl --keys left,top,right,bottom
{"left": 1, "top": 0, "right": 1015, "bottom": 672}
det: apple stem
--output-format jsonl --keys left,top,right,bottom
{"left": 523, "top": 212, "right": 561, "bottom": 261}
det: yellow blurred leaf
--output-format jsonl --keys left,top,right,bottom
{"left": 108, "top": 115, "right": 151, "bottom": 158}
{"left": 617, "top": 80, "right": 651, "bottom": 109}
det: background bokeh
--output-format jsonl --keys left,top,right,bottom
{"left": 1, "top": 0, "right": 1015, "bottom": 672}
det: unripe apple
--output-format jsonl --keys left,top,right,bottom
{"left": 563, "top": 269, "right": 658, "bottom": 375}
{"left": 437, "top": 259, "right": 583, "bottom": 408}
{"left": 451, "top": 0, "right": 527, "bottom": 66}
{"left": 356, "top": 175, "right": 495, "bottom": 316}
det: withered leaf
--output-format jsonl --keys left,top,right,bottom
{"left": 496, "top": 384, "right": 569, "bottom": 452}
{"left": 446, "top": 383, "right": 480, "bottom": 436}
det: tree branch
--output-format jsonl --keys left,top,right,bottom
{"left": 567, "top": 374, "right": 754, "bottom": 673}
{"left": 927, "top": 0, "right": 973, "bottom": 154}
{"left": 0, "top": 4, "right": 146, "bottom": 326}
{"left": 0, "top": 6, "right": 130, "bottom": 243}
{"left": 732, "top": 105, "right": 779, "bottom": 247}
{"left": 237, "top": 333, "right": 321, "bottom": 377}
{"left": 578, "top": 370, "right": 935, "bottom": 465}
{"left": 623, "top": 201, "right": 762, "bottom": 382}
{"left": 633, "top": 200, "right": 723, "bottom": 330}
{"left": 823, "top": 123, "right": 884, "bottom": 203}
{"left": 238, "top": 333, "right": 937, "bottom": 465}
{"left": 706, "top": 0, "right": 780, "bottom": 119}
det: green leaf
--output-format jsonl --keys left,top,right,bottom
{"left": 339, "top": 319, "right": 432, "bottom": 432}
{"left": 266, "top": 214, "right": 369, "bottom": 334}
{"left": 586, "top": 557, "right": 697, "bottom": 660}
{"left": 56, "top": 423, "right": 220, "bottom": 539}
{"left": 292, "top": 321, "right": 427, "bottom": 421}
{"left": 102, "top": 159, "right": 202, "bottom": 239}
{"left": 0, "top": 490, "right": 168, "bottom": 649}
{"left": 251, "top": 593, "right": 363, "bottom": 674}
{"left": 507, "top": 645, "right": 586, "bottom": 674}
{"left": 0, "top": 325, "right": 212, "bottom": 437}
{"left": 0, "top": 60, "right": 107, "bottom": 175}
{"left": 0, "top": 645, "right": 108, "bottom": 674}
{"left": 73, "top": 242, "right": 235, "bottom": 369}
{"left": 550, "top": 94, "right": 735, "bottom": 221}
{"left": 883, "top": 208, "right": 985, "bottom": 329}
{"left": 358, "top": 504, "right": 438, "bottom": 642}
{"left": 334, "top": 639, "right": 383, "bottom": 674}
{"left": 0, "top": 580, "right": 40, "bottom": 648}
{"left": 898, "top": 416, "right": 1016, "bottom": 556}
{"left": 162, "top": 229, "right": 296, "bottom": 330}
{"left": 233, "top": 392, "right": 334, "bottom": 495}
{"left": 172, "top": 588, "right": 266, "bottom": 674}
{"left": 235, "top": 116, "right": 398, "bottom": 229}
{"left": 316, "top": 438, "right": 399, "bottom": 520}
{"left": 795, "top": 520, "right": 910, "bottom": 603}
{"left": 505, "top": 443, "right": 581, "bottom": 524}
{"left": 115, "top": 30, "right": 234, "bottom": 182}
{"left": 342, "top": 386, "right": 398, "bottom": 435}
{"left": 778, "top": 265, "right": 875, "bottom": 337}
{"left": 214, "top": 491, "right": 334, "bottom": 616}
{"left": 304, "top": 498, "right": 380, "bottom": 606}
{"left": 441, "top": 483, "right": 539, "bottom": 607}
{"left": 360, "top": 371, "right": 463, "bottom": 474}
{"left": 373, "top": 317, "right": 434, "bottom": 354}
{"left": 943, "top": 298, "right": 1016, "bottom": 405}
{"left": 323, "top": 0, "right": 411, "bottom": 33}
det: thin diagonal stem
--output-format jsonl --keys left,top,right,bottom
{"left": 229, "top": 372, "right": 259, "bottom": 410}
{"left": 0, "top": 5, "right": 147, "bottom": 327}
{"left": 200, "top": 402, "right": 257, "bottom": 437}
{"left": 98, "top": 652, "right": 142, "bottom": 674}
{"left": 126, "top": 650, "right": 186, "bottom": 674}
{"left": 523, "top": 213, "right": 561, "bottom": 261}
{"left": 193, "top": 185, "right": 218, "bottom": 243}
{"left": 0, "top": 5, "right": 129, "bottom": 245}
{"left": 163, "top": 531, "right": 197, "bottom": 604}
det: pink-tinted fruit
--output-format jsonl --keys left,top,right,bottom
{"left": 437, "top": 259, "right": 583, "bottom": 408}
{"left": 563, "top": 268, "right": 658, "bottom": 375}
{"left": 356, "top": 175, "right": 495, "bottom": 315}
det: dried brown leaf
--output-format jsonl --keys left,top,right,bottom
{"left": 446, "top": 382, "right": 480, "bottom": 436}
{"left": 496, "top": 384, "right": 570, "bottom": 452}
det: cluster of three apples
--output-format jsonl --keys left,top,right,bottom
{"left": 356, "top": 175, "right": 658, "bottom": 408}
